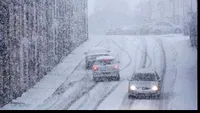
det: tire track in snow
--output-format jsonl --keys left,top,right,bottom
{"left": 127, "top": 37, "right": 153, "bottom": 69}
{"left": 154, "top": 38, "right": 167, "bottom": 110}
{"left": 109, "top": 38, "right": 133, "bottom": 71}
{"left": 70, "top": 38, "right": 125, "bottom": 110}
{"left": 60, "top": 37, "right": 133, "bottom": 110}
{"left": 156, "top": 40, "right": 178, "bottom": 110}
{"left": 123, "top": 37, "right": 165, "bottom": 110}
{"left": 53, "top": 39, "right": 105, "bottom": 96}
{"left": 92, "top": 81, "right": 123, "bottom": 110}
{"left": 129, "top": 37, "right": 167, "bottom": 110}
{"left": 138, "top": 37, "right": 148, "bottom": 68}
{"left": 62, "top": 83, "right": 97, "bottom": 110}
{"left": 36, "top": 39, "right": 105, "bottom": 110}
{"left": 70, "top": 81, "right": 122, "bottom": 110}
{"left": 138, "top": 37, "right": 166, "bottom": 110}
{"left": 68, "top": 37, "right": 134, "bottom": 110}
{"left": 168, "top": 46, "right": 178, "bottom": 110}
{"left": 118, "top": 37, "right": 148, "bottom": 110}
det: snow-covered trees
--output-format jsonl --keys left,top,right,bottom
{"left": 0, "top": 0, "right": 88, "bottom": 107}
{"left": 89, "top": 0, "right": 134, "bottom": 34}
{"left": 189, "top": 11, "right": 197, "bottom": 48}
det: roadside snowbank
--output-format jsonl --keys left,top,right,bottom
{"left": 162, "top": 36, "right": 197, "bottom": 110}
{"left": 1, "top": 36, "right": 102, "bottom": 110}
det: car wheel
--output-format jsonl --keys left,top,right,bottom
{"left": 115, "top": 74, "right": 120, "bottom": 81}
{"left": 156, "top": 94, "right": 161, "bottom": 99}
{"left": 128, "top": 94, "right": 133, "bottom": 99}
{"left": 116, "top": 77, "right": 120, "bottom": 81}
{"left": 85, "top": 63, "right": 89, "bottom": 69}
{"left": 152, "top": 94, "right": 160, "bottom": 99}
{"left": 93, "top": 77, "right": 99, "bottom": 82}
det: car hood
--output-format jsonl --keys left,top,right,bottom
{"left": 129, "top": 81, "right": 159, "bottom": 87}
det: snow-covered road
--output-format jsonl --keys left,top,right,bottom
{"left": 2, "top": 34, "right": 197, "bottom": 110}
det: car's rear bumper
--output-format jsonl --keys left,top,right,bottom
{"left": 93, "top": 71, "right": 119, "bottom": 77}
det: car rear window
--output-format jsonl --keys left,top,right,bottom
{"left": 133, "top": 73, "right": 157, "bottom": 81}
{"left": 97, "top": 59, "right": 114, "bottom": 65}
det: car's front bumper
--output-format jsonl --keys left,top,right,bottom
{"left": 128, "top": 90, "right": 160, "bottom": 97}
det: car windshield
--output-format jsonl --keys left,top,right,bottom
{"left": 133, "top": 73, "right": 157, "bottom": 81}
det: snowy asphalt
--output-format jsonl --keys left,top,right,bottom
{"left": 35, "top": 35, "right": 166, "bottom": 110}
{"left": 2, "top": 34, "right": 197, "bottom": 110}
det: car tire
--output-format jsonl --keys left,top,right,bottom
{"left": 156, "top": 94, "right": 161, "bottom": 99}
{"left": 85, "top": 66, "right": 89, "bottom": 70}
{"left": 128, "top": 93, "right": 136, "bottom": 99}
{"left": 152, "top": 94, "right": 160, "bottom": 99}
{"left": 93, "top": 77, "right": 99, "bottom": 82}
{"left": 128, "top": 94, "right": 133, "bottom": 99}
{"left": 85, "top": 63, "right": 89, "bottom": 69}
{"left": 115, "top": 75, "right": 120, "bottom": 81}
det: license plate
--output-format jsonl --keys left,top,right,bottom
{"left": 142, "top": 87, "right": 149, "bottom": 90}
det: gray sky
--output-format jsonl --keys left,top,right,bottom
{"left": 88, "top": 0, "right": 95, "bottom": 16}
{"left": 88, "top": 0, "right": 140, "bottom": 16}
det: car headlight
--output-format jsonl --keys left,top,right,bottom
{"left": 152, "top": 86, "right": 158, "bottom": 91}
{"left": 130, "top": 85, "right": 137, "bottom": 90}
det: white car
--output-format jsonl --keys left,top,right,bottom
{"left": 127, "top": 69, "right": 161, "bottom": 99}
{"left": 106, "top": 26, "right": 139, "bottom": 35}
{"left": 150, "top": 21, "right": 182, "bottom": 35}
{"left": 84, "top": 47, "right": 110, "bottom": 69}
{"left": 139, "top": 23, "right": 154, "bottom": 35}
{"left": 92, "top": 55, "right": 120, "bottom": 82}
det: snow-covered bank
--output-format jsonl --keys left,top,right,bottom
{"left": 1, "top": 36, "right": 103, "bottom": 110}
{"left": 161, "top": 36, "right": 197, "bottom": 110}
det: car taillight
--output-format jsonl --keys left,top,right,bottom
{"left": 114, "top": 64, "right": 118, "bottom": 69}
{"left": 93, "top": 65, "right": 98, "bottom": 71}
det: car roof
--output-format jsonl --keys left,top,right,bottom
{"left": 89, "top": 47, "right": 108, "bottom": 52}
{"left": 135, "top": 68, "right": 156, "bottom": 74}
{"left": 87, "top": 52, "right": 109, "bottom": 56}
{"left": 96, "top": 55, "right": 115, "bottom": 61}
{"left": 87, "top": 47, "right": 109, "bottom": 55}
